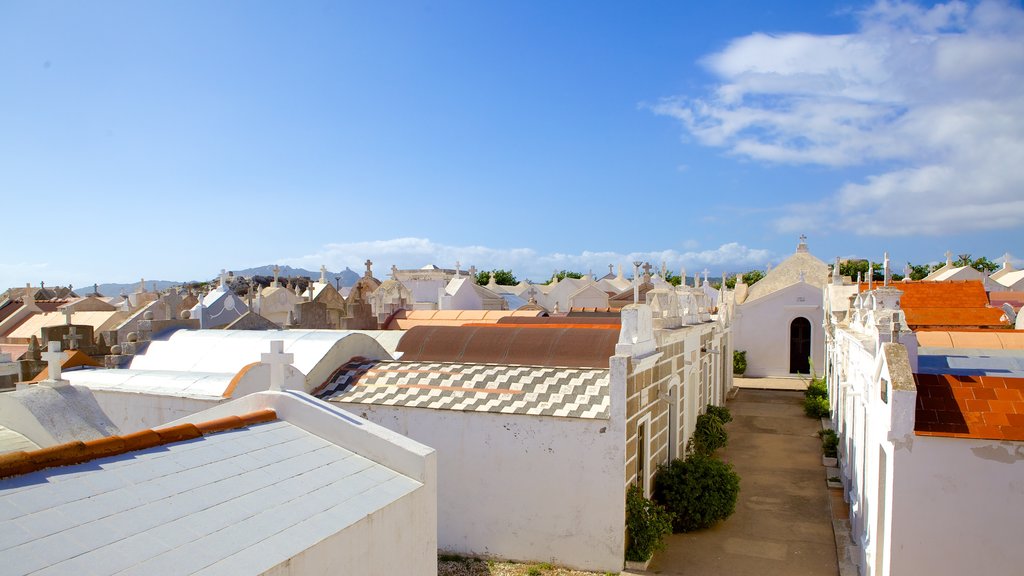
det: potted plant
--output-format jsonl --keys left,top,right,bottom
{"left": 733, "top": 350, "right": 747, "bottom": 375}
{"left": 624, "top": 484, "right": 672, "bottom": 570}
{"left": 819, "top": 429, "right": 838, "bottom": 467}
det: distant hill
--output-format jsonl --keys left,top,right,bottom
{"left": 234, "top": 265, "right": 359, "bottom": 287}
{"left": 94, "top": 280, "right": 180, "bottom": 297}
{"left": 92, "top": 265, "right": 360, "bottom": 297}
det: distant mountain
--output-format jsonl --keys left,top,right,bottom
{"left": 234, "top": 265, "right": 360, "bottom": 287}
{"left": 94, "top": 280, "right": 180, "bottom": 297}
{"left": 92, "top": 266, "right": 360, "bottom": 297}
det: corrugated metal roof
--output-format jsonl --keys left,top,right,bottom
{"left": 318, "top": 359, "right": 610, "bottom": 419}
{"left": 396, "top": 325, "right": 618, "bottom": 368}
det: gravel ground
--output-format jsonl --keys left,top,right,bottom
{"left": 437, "top": 556, "right": 616, "bottom": 576}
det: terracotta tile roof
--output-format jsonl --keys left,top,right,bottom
{"left": 396, "top": 325, "right": 618, "bottom": 368}
{"left": 913, "top": 373, "right": 1024, "bottom": 441}
{"left": 29, "top": 350, "right": 104, "bottom": 381}
{"left": 0, "top": 408, "right": 276, "bottom": 479}
{"left": 0, "top": 299, "right": 22, "bottom": 323}
{"left": 384, "top": 309, "right": 544, "bottom": 330}
{"left": 916, "top": 329, "right": 1024, "bottom": 350}
{"left": 861, "top": 280, "right": 1008, "bottom": 328}
{"left": 462, "top": 322, "right": 621, "bottom": 330}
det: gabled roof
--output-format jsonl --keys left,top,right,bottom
{"left": 29, "top": 350, "right": 103, "bottom": 381}
{"left": 861, "top": 280, "right": 1007, "bottom": 328}
{"left": 744, "top": 251, "right": 828, "bottom": 302}
{"left": 317, "top": 360, "right": 610, "bottom": 419}
{"left": 913, "top": 373, "right": 1024, "bottom": 441}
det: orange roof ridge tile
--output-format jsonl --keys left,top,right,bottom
{"left": 0, "top": 408, "right": 277, "bottom": 479}
{"left": 460, "top": 323, "right": 620, "bottom": 330}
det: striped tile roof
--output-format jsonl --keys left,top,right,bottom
{"left": 317, "top": 360, "right": 610, "bottom": 419}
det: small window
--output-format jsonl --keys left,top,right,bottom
{"left": 637, "top": 422, "right": 647, "bottom": 495}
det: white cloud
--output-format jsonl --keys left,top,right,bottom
{"left": 283, "top": 238, "right": 773, "bottom": 281}
{"left": 651, "top": 0, "right": 1024, "bottom": 236}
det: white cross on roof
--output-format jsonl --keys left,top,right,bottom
{"left": 261, "top": 340, "right": 294, "bottom": 392}
{"left": 41, "top": 341, "right": 64, "bottom": 382}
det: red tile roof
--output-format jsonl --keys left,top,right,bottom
{"left": 0, "top": 409, "right": 277, "bottom": 478}
{"left": 861, "top": 281, "right": 1008, "bottom": 328}
{"left": 914, "top": 373, "right": 1024, "bottom": 441}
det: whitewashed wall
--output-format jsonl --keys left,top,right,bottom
{"left": 889, "top": 434, "right": 1024, "bottom": 576}
{"left": 733, "top": 282, "right": 824, "bottom": 377}
{"left": 336, "top": 404, "right": 625, "bottom": 573}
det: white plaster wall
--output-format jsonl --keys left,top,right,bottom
{"left": 891, "top": 435, "right": 1024, "bottom": 576}
{"left": 733, "top": 283, "right": 824, "bottom": 377}
{"left": 88, "top": 390, "right": 223, "bottom": 433}
{"left": 337, "top": 404, "right": 625, "bottom": 573}
{"left": 262, "top": 483, "right": 436, "bottom": 576}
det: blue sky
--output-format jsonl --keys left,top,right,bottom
{"left": 2, "top": 0, "right": 1022, "bottom": 288}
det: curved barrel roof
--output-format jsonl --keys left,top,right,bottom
{"left": 396, "top": 325, "right": 618, "bottom": 368}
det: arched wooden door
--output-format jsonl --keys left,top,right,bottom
{"left": 790, "top": 317, "right": 812, "bottom": 374}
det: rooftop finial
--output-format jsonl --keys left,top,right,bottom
{"left": 797, "top": 234, "right": 808, "bottom": 253}
{"left": 364, "top": 259, "right": 374, "bottom": 278}
{"left": 320, "top": 265, "right": 328, "bottom": 284}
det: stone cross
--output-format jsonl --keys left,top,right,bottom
{"left": 42, "top": 341, "right": 64, "bottom": 382}
{"left": 661, "top": 262, "right": 667, "bottom": 277}
{"left": 632, "top": 261, "right": 642, "bottom": 304}
{"left": 641, "top": 262, "right": 653, "bottom": 278}
{"left": 526, "top": 286, "right": 538, "bottom": 304}
{"left": 64, "top": 326, "right": 82, "bottom": 351}
{"left": 272, "top": 264, "right": 281, "bottom": 287}
{"left": 138, "top": 278, "right": 145, "bottom": 293}
{"left": 945, "top": 250, "right": 953, "bottom": 266}
{"left": 883, "top": 252, "right": 891, "bottom": 286}
{"left": 93, "top": 283, "right": 99, "bottom": 295}
{"left": 63, "top": 307, "right": 73, "bottom": 326}
{"left": 391, "top": 265, "right": 399, "bottom": 280}
{"left": 1002, "top": 252, "right": 1012, "bottom": 269}
{"left": 220, "top": 269, "right": 229, "bottom": 289}
{"left": 608, "top": 264, "right": 614, "bottom": 276}
{"left": 364, "top": 259, "right": 373, "bottom": 277}
{"left": 261, "top": 340, "right": 294, "bottom": 392}
{"left": 799, "top": 234, "right": 807, "bottom": 243}
{"left": 320, "top": 265, "right": 328, "bottom": 283}
{"left": 454, "top": 261, "right": 461, "bottom": 276}
{"left": 702, "top": 268, "right": 710, "bottom": 284}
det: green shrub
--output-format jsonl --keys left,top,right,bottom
{"left": 733, "top": 350, "right": 747, "bottom": 375}
{"left": 819, "top": 429, "right": 839, "bottom": 458}
{"left": 805, "top": 378, "right": 828, "bottom": 399}
{"left": 704, "top": 404, "right": 733, "bottom": 424}
{"left": 624, "top": 484, "right": 673, "bottom": 562}
{"left": 804, "top": 395, "right": 830, "bottom": 418}
{"left": 653, "top": 453, "right": 741, "bottom": 533}
{"left": 690, "top": 411, "right": 728, "bottom": 455}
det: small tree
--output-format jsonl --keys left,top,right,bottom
{"left": 542, "top": 270, "right": 583, "bottom": 285}
{"left": 624, "top": 484, "right": 673, "bottom": 562}
{"left": 474, "top": 269, "right": 517, "bottom": 286}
